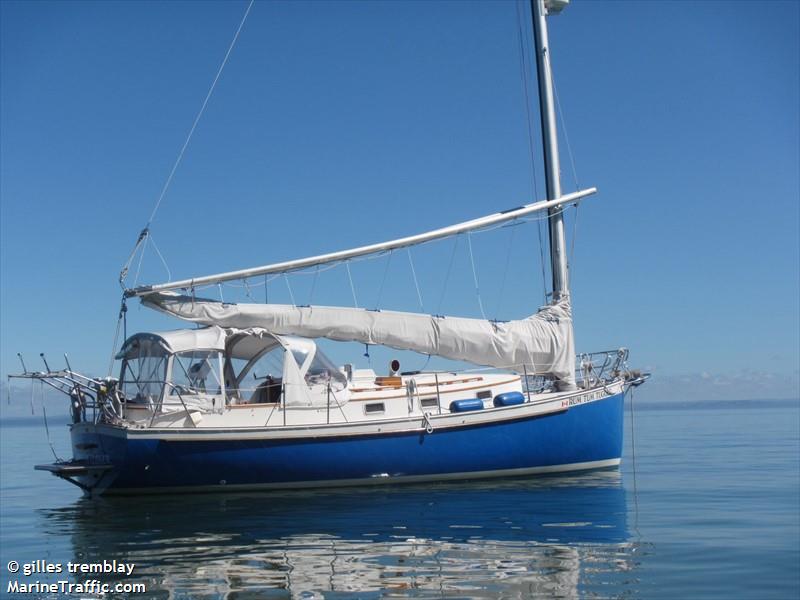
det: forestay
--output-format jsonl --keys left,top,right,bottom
{"left": 143, "top": 293, "right": 576, "bottom": 385}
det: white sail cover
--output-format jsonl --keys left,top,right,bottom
{"left": 143, "top": 293, "right": 576, "bottom": 384}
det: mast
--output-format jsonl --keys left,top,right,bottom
{"left": 530, "top": 0, "right": 569, "bottom": 302}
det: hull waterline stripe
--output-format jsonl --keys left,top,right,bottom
{"left": 102, "top": 458, "right": 621, "bottom": 495}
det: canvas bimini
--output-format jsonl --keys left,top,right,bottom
{"left": 12, "top": 0, "right": 647, "bottom": 496}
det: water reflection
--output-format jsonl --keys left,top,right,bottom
{"left": 39, "top": 471, "right": 638, "bottom": 598}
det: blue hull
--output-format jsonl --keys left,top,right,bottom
{"left": 80, "top": 393, "right": 624, "bottom": 494}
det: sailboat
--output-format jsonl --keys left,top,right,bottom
{"left": 12, "top": 0, "right": 646, "bottom": 496}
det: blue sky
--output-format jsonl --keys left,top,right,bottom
{"left": 1, "top": 0, "right": 798, "bottom": 405}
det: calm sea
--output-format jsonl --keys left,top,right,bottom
{"left": 1, "top": 398, "right": 798, "bottom": 599}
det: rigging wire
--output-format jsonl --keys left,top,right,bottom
{"left": 516, "top": 0, "right": 548, "bottom": 303}
{"left": 148, "top": 234, "right": 173, "bottom": 283}
{"left": 131, "top": 231, "right": 173, "bottom": 288}
{"left": 132, "top": 234, "right": 150, "bottom": 287}
{"left": 309, "top": 265, "right": 320, "bottom": 305}
{"left": 117, "top": 0, "right": 585, "bottom": 323}
{"left": 466, "top": 232, "right": 487, "bottom": 320}
{"left": 374, "top": 250, "right": 393, "bottom": 310}
{"left": 145, "top": 0, "right": 255, "bottom": 229}
{"left": 107, "top": 299, "right": 127, "bottom": 377}
{"left": 186, "top": 216, "right": 559, "bottom": 307}
{"left": 42, "top": 399, "right": 61, "bottom": 463}
{"left": 407, "top": 248, "right": 425, "bottom": 312}
{"left": 551, "top": 79, "right": 583, "bottom": 269}
{"left": 284, "top": 274, "right": 296, "bottom": 306}
{"left": 130, "top": 208, "right": 564, "bottom": 300}
{"left": 515, "top": 0, "right": 542, "bottom": 202}
{"left": 536, "top": 218, "right": 548, "bottom": 305}
{"left": 569, "top": 203, "right": 580, "bottom": 271}
{"left": 119, "top": 0, "right": 254, "bottom": 291}
{"left": 345, "top": 262, "right": 359, "bottom": 308}
{"left": 436, "top": 235, "right": 461, "bottom": 315}
{"left": 552, "top": 78, "right": 580, "bottom": 192}
{"left": 494, "top": 222, "right": 518, "bottom": 320}
{"left": 146, "top": 214, "right": 566, "bottom": 313}
{"left": 118, "top": 228, "right": 149, "bottom": 289}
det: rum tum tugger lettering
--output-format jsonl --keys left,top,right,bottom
{"left": 560, "top": 391, "right": 602, "bottom": 409}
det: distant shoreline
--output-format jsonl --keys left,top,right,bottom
{"left": 626, "top": 397, "right": 800, "bottom": 411}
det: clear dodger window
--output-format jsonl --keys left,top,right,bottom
{"left": 171, "top": 350, "right": 224, "bottom": 397}
{"left": 120, "top": 341, "right": 168, "bottom": 406}
{"left": 305, "top": 346, "right": 347, "bottom": 390}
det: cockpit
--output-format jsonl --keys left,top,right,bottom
{"left": 115, "top": 327, "right": 348, "bottom": 414}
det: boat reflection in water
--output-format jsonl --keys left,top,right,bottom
{"left": 40, "top": 470, "right": 637, "bottom": 598}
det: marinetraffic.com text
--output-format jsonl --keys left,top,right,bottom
{"left": 5, "top": 559, "right": 145, "bottom": 595}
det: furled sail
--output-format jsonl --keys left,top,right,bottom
{"left": 143, "top": 293, "right": 576, "bottom": 385}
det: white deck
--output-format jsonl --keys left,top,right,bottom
{"left": 107, "top": 373, "right": 624, "bottom": 438}
{"left": 120, "top": 371, "right": 525, "bottom": 429}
